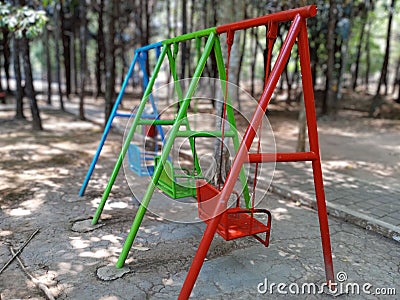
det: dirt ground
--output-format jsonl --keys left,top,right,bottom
{"left": 0, "top": 93, "right": 399, "bottom": 299}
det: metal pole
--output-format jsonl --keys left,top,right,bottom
{"left": 78, "top": 52, "right": 139, "bottom": 196}
{"left": 298, "top": 18, "right": 335, "bottom": 284}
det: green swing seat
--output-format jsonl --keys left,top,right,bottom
{"left": 154, "top": 156, "right": 197, "bottom": 199}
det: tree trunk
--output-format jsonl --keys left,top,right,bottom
{"left": 181, "top": 0, "right": 187, "bottom": 79}
{"left": 1, "top": 28, "right": 11, "bottom": 92}
{"left": 250, "top": 27, "right": 258, "bottom": 96}
{"left": 54, "top": 2, "right": 64, "bottom": 110}
{"left": 336, "top": 2, "right": 353, "bottom": 103}
{"left": 104, "top": 0, "right": 117, "bottom": 124}
{"left": 43, "top": 23, "right": 52, "bottom": 105}
{"left": 393, "top": 57, "right": 400, "bottom": 103}
{"left": 236, "top": 29, "right": 246, "bottom": 111}
{"left": 60, "top": 0, "right": 71, "bottom": 97}
{"left": 365, "top": 18, "right": 371, "bottom": 89}
{"left": 79, "top": 1, "right": 87, "bottom": 120}
{"left": 187, "top": 0, "right": 195, "bottom": 76}
{"left": 352, "top": 4, "right": 367, "bottom": 91}
{"left": 296, "top": 93, "right": 306, "bottom": 152}
{"left": 95, "top": 0, "right": 105, "bottom": 98}
{"left": 310, "top": 44, "right": 318, "bottom": 89}
{"left": 21, "top": 38, "right": 42, "bottom": 130}
{"left": 72, "top": 28, "right": 78, "bottom": 95}
{"left": 13, "top": 37, "right": 25, "bottom": 119}
{"left": 323, "top": 0, "right": 337, "bottom": 116}
{"left": 375, "top": 0, "right": 395, "bottom": 96}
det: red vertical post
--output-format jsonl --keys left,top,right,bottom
{"left": 298, "top": 19, "right": 335, "bottom": 284}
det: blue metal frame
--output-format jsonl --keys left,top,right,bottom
{"left": 79, "top": 42, "right": 164, "bottom": 196}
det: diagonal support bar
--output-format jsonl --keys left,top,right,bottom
{"left": 78, "top": 51, "right": 139, "bottom": 196}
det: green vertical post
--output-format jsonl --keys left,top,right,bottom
{"left": 91, "top": 45, "right": 168, "bottom": 225}
{"left": 213, "top": 36, "right": 251, "bottom": 207}
{"left": 116, "top": 32, "right": 217, "bottom": 268}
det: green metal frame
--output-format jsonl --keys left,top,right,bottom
{"left": 90, "top": 27, "right": 251, "bottom": 268}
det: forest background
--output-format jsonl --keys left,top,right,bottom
{"left": 0, "top": 0, "right": 399, "bottom": 131}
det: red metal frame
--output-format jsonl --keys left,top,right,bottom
{"left": 179, "top": 6, "right": 334, "bottom": 299}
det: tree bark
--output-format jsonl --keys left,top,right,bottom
{"left": 250, "top": 27, "right": 258, "bottom": 96}
{"left": 365, "top": 17, "right": 371, "bottom": 88}
{"left": 394, "top": 56, "right": 400, "bottom": 103}
{"left": 60, "top": 0, "right": 71, "bottom": 97}
{"left": 323, "top": 0, "right": 337, "bottom": 116}
{"left": 181, "top": 0, "right": 187, "bottom": 79}
{"left": 54, "top": 2, "right": 64, "bottom": 110}
{"left": 21, "top": 38, "right": 42, "bottom": 130}
{"left": 352, "top": 3, "right": 367, "bottom": 91}
{"left": 43, "top": 23, "right": 52, "bottom": 105}
{"left": 1, "top": 28, "right": 11, "bottom": 92}
{"left": 79, "top": 0, "right": 87, "bottom": 120}
{"left": 296, "top": 93, "right": 306, "bottom": 152}
{"left": 13, "top": 37, "right": 25, "bottom": 119}
{"left": 104, "top": 0, "right": 117, "bottom": 124}
{"left": 95, "top": 0, "right": 105, "bottom": 98}
{"left": 376, "top": 0, "right": 396, "bottom": 96}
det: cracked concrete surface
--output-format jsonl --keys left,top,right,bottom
{"left": 1, "top": 188, "right": 399, "bottom": 299}
{"left": 1, "top": 109, "right": 399, "bottom": 299}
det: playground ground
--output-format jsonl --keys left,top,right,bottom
{"left": 0, "top": 94, "right": 399, "bottom": 299}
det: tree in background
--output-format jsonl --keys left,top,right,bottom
{"left": 1, "top": 0, "right": 400, "bottom": 131}
{"left": 104, "top": 0, "right": 117, "bottom": 124}
{"left": 376, "top": 0, "right": 396, "bottom": 96}
{"left": 0, "top": 2, "right": 47, "bottom": 130}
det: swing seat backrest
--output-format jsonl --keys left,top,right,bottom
{"left": 128, "top": 143, "right": 155, "bottom": 176}
{"left": 154, "top": 156, "right": 196, "bottom": 199}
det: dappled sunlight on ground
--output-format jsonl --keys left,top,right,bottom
{"left": 1, "top": 103, "right": 399, "bottom": 298}
{"left": 268, "top": 107, "right": 400, "bottom": 190}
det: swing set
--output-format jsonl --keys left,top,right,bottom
{"left": 82, "top": 5, "right": 334, "bottom": 299}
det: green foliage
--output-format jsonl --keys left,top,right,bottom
{"left": 0, "top": 3, "right": 47, "bottom": 39}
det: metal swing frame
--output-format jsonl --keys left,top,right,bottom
{"left": 87, "top": 6, "right": 334, "bottom": 300}
{"left": 180, "top": 6, "right": 334, "bottom": 299}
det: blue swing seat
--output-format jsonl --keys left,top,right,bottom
{"left": 127, "top": 143, "right": 156, "bottom": 176}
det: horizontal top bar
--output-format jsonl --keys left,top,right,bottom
{"left": 134, "top": 6, "right": 316, "bottom": 51}
{"left": 135, "top": 41, "right": 163, "bottom": 53}
{"left": 163, "top": 28, "right": 216, "bottom": 45}
{"left": 216, "top": 5, "right": 317, "bottom": 33}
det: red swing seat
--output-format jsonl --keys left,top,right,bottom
{"left": 196, "top": 179, "right": 271, "bottom": 246}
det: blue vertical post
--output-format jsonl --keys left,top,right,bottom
{"left": 78, "top": 42, "right": 164, "bottom": 196}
